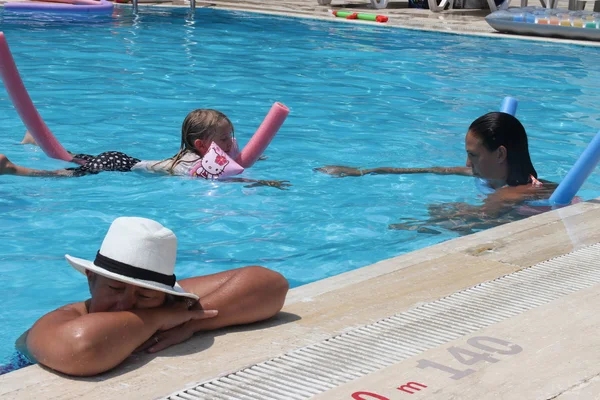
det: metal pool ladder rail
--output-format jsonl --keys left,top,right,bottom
{"left": 130, "top": 0, "right": 196, "bottom": 13}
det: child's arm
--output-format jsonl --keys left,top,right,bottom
{"left": 315, "top": 165, "right": 473, "bottom": 178}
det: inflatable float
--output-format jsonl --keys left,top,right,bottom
{"left": 486, "top": 7, "right": 600, "bottom": 41}
{"left": 4, "top": 0, "right": 114, "bottom": 14}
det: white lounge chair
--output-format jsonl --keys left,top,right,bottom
{"left": 317, "top": 0, "right": 556, "bottom": 12}
{"left": 568, "top": 0, "right": 600, "bottom": 10}
{"left": 427, "top": 0, "right": 511, "bottom": 12}
{"left": 317, "top": 0, "right": 390, "bottom": 8}
{"left": 427, "top": 0, "right": 557, "bottom": 12}
{"left": 316, "top": 0, "right": 506, "bottom": 11}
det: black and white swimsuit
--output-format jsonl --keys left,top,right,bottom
{"left": 66, "top": 151, "right": 200, "bottom": 177}
{"left": 67, "top": 151, "right": 141, "bottom": 177}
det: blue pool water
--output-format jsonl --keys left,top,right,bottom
{"left": 1, "top": 7, "right": 600, "bottom": 370}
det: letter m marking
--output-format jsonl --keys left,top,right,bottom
{"left": 397, "top": 381, "right": 427, "bottom": 394}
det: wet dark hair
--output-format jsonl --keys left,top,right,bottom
{"left": 468, "top": 112, "right": 537, "bottom": 186}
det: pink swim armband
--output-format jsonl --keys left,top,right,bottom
{"left": 235, "top": 102, "right": 289, "bottom": 168}
{"left": 0, "top": 32, "right": 72, "bottom": 162}
{"left": 191, "top": 102, "right": 289, "bottom": 179}
{"left": 189, "top": 142, "right": 244, "bottom": 180}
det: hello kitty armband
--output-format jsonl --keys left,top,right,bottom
{"left": 189, "top": 142, "right": 244, "bottom": 180}
{"left": 189, "top": 102, "right": 289, "bottom": 180}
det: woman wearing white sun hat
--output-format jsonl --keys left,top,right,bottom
{"left": 19, "top": 217, "right": 289, "bottom": 377}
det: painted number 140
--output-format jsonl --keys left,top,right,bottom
{"left": 417, "top": 336, "right": 523, "bottom": 380}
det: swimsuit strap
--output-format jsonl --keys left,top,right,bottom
{"left": 530, "top": 175, "right": 543, "bottom": 187}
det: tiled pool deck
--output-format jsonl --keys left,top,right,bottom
{"left": 1, "top": 1, "right": 600, "bottom": 399}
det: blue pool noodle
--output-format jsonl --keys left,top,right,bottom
{"left": 495, "top": 97, "right": 599, "bottom": 207}
{"left": 548, "top": 130, "right": 600, "bottom": 206}
{"left": 500, "top": 97, "right": 518, "bottom": 116}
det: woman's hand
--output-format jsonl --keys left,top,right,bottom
{"left": 315, "top": 166, "right": 472, "bottom": 177}
{"left": 137, "top": 301, "right": 217, "bottom": 354}
{"left": 227, "top": 177, "right": 291, "bottom": 190}
{"left": 244, "top": 180, "right": 292, "bottom": 190}
{"left": 314, "top": 166, "right": 362, "bottom": 177}
{"left": 152, "top": 301, "right": 217, "bottom": 334}
{"left": 136, "top": 321, "right": 196, "bottom": 354}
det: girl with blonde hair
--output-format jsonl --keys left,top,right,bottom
{"left": 1, "top": 109, "right": 289, "bottom": 189}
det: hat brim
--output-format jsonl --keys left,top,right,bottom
{"left": 65, "top": 254, "right": 199, "bottom": 300}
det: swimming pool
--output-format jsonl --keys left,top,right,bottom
{"left": 1, "top": 6, "right": 599, "bottom": 371}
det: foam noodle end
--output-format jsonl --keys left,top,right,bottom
{"left": 0, "top": 32, "right": 72, "bottom": 162}
{"left": 499, "top": 96, "right": 518, "bottom": 117}
{"left": 235, "top": 102, "right": 289, "bottom": 168}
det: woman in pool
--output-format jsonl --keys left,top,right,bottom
{"left": 317, "top": 112, "right": 557, "bottom": 234}
{"left": 0, "top": 108, "right": 290, "bottom": 189}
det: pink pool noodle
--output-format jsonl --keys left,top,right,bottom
{"left": 0, "top": 32, "right": 72, "bottom": 162}
{"left": 4, "top": 0, "right": 113, "bottom": 13}
{"left": 235, "top": 102, "right": 289, "bottom": 168}
{"left": 33, "top": 0, "right": 101, "bottom": 4}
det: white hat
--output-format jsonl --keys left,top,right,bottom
{"left": 65, "top": 217, "right": 199, "bottom": 300}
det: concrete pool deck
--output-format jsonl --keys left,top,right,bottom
{"left": 1, "top": 1, "right": 600, "bottom": 399}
